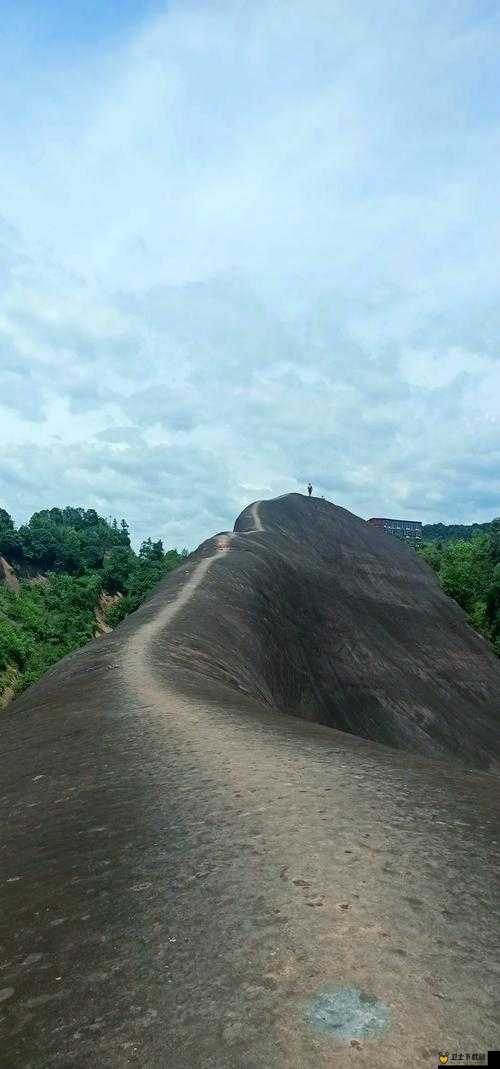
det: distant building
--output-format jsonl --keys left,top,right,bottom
{"left": 368, "top": 517, "right": 422, "bottom": 546}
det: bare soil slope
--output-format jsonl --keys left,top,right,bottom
{"left": 0, "top": 555, "right": 20, "bottom": 592}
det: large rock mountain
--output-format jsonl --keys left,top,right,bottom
{"left": 7, "top": 493, "right": 500, "bottom": 769}
{"left": 1, "top": 494, "right": 499, "bottom": 1068}
{"left": 157, "top": 493, "right": 499, "bottom": 770}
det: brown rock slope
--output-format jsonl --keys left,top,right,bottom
{"left": 0, "top": 494, "right": 499, "bottom": 1068}
{"left": 156, "top": 493, "right": 500, "bottom": 770}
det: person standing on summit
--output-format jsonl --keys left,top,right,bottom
{"left": 307, "top": 482, "right": 313, "bottom": 496}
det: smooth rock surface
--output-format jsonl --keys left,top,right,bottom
{"left": 1, "top": 495, "right": 499, "bottom": 1067}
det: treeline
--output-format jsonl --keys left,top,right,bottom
{"left": 0, "top": 505, "right": 131, "bottom": 572}
{"left": 422, "top": 519, "right": 497, "bottom": 543}
{"left": 418, "top": 519, "right": 500, "bottom": 655}
{"left": 0, "top": 507, "right": 187, "bottom": 701}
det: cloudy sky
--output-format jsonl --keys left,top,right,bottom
{"left": 1, "top": 0, "right": 499, "bottom": 548}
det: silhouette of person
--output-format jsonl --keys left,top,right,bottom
{"left": 307, "top": 482, "right": 313, "bottom": 496}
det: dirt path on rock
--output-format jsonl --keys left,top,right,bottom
{"left": 1, "top": 496, "right": 498, "bottom": 1069}
{"left": 119, "top": 529, "right": 498, "bottom": 1067}
{"left": 250, "top": 500, "right": 263, "bottom": 531}
{"left": 0, "top": 557, "right": 19, "bottom": 593}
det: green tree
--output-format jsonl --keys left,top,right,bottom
{"left": 489, "top": 519, "right": 500, "bottom": 565}
{"left": 102, "top": 547, "right": 135, "bottom": 594}
{"left": 0, "top": 501, "right": 187, "bottom": 702}
{"left": 418, "top": 531, "right": 498, "bottom": 652}
{"left": 485, "top": 563, "right": 500, "bottom": 652}
{"left": 120, "top": 519, "right": 131, "bottom": 546}
{"left": 0, "top": 508, "right": 14, "bottom": 531}
{"left": 418, "top": 541, "right": 442, "bottom": 574}
{"left": 106, "top": 547, "right": 187, "bottom": 625}
{"left": 439, "top": 534, "right": 491, "bottom": 615}
{"left": 0, "top": 528, "right": 24, "bottom": 561}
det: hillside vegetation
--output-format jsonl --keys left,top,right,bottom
{"left": 0, "top": 506, "right": 186, "bottom": 703}
{"left": 418, "top": 519, "right": 500, "bottom": 655}
{"left": 422, "top": 518, "right": 498, "bottom": 542}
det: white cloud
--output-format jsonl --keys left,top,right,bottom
{"left": 1, "top": 0, "right": 499, "bottom": 546}
{"left": 399, "top": 347, "right": 493, "bottom": 390}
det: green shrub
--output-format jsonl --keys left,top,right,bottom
{"left": 0, "top": 503, "right": 187, "bottom": 699}
{"left": 418, "top": 527, "right": 500, "bottom": 654}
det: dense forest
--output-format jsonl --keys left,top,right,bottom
{"left": 418, "top": 519, "right": 500, "bottom": 655}
{"left": 422, "top": 519, "right": 497, "bottom": 543}
{"left": 0, "top": 506, "right": 186, "bottom": 702}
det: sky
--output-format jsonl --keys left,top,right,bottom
{"left": 1, "top": 0, "right": 499, "bottom": 549}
